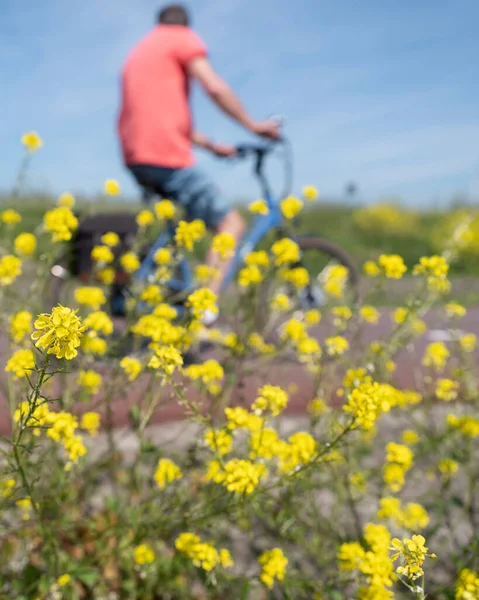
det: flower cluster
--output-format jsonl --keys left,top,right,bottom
{"left": 175, "top": 533, "right": 233, "bottom": 571}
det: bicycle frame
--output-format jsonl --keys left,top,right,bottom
{"left": 133, "top": 192, "right": 283, "bottom": 295}
{"left": 133, "top": 139, "right": 290, "bottom": 299}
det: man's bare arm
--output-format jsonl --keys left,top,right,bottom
{"left": 191, "top": 130, "right": 215, "bottom": 151}
{"left": 191, "top": 130, "right": 237, "bottom": 157}
{"left": 188, "top": 57, "right": 279, "bottom": 139}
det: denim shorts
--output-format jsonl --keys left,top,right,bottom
{"left": 128, "top": 164, "right": 230, "bottom": 229}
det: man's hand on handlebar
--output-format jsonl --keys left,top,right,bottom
{"left": 210, "top": 142, "right": 237, "bottom": 158}
{"left": 250, "top": 119, "right": 281, "bottom": 140}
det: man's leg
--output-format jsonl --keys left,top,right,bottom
{"left": 166, "top": 167, "right": 246, "bottom": 296}
{"left": 206, "top": 208, "right": 245, "bottom": 295}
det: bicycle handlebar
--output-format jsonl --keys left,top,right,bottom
{"left": 233, "top": 137, "right": 292, "bottom": 199}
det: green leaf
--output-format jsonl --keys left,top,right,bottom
{"left": 72, "top": 566, "right": 99, "bottom": 587}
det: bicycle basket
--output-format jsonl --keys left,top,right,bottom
{"left": 68, "top": 212, "right": 138, "bottom": 279}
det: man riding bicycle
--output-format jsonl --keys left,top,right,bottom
{"left": 118, "top": 3, "right": 280, "bottom": 314}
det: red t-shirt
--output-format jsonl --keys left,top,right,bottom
{"left": 118, "top": 25, "right": 207, "bottom": 168}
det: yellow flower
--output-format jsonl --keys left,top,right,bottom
{"left": 332, "top": 306, "right": 352, "bottom": 328}
{"left": 297, "top": 336, "right": 321, "bottom": 358}
{"left": 134, "top": 544, "right": 155, "bottom": 565}
{"left": 281, "top": 318, "right": 307, "bottom": 343}
{"left": 205, "top": 429, "right": 233, "bottom": 456}
{"left": 120, "top": 356, "right": 143, "bottom": 381}
{"left": 58, "top": 192, "right": 75, "bottom": 208}
{"left": 249, "top": 199, "right": 269, "bottom": 215}
{"left": 0, "top": 255, "right": 22, "bottom": 285}
{"left": 175, "top": 219, "right": 205, "bottom": 251}
{"left": 184, "top": 360, "right": 224, "bottom": 386}
{"left": 212, "top": 232, "right": 236, "bottom": 259}
{"left": 21, "top": 131, "right": 43, "bottom": 152}
{"left": 445, "top": 302, "right": 466, "bottom": 318}
{"left": 323, "top": 264, "right": 349, "bottom": 298}
{"left": 186, "top": 287, "right": 218, "bottom": 319}
{"left": 252, "top": 384, "right": 289, "bottom": 416}
{"left": 80, "top": 412, "right": 101, "bottom": 436}
{"left": 5, "top": 349, "right": 35, "bottom": 379}
{"left": 281, "top": 196, "right": 303, "bottom": 219}
{"left": 14, "top": 233, "right": 37, "bottom": 257}
{"left": 392, "top": 307, "right": 409, "bottom": 324}
{"left": 325, "top": 336, "right": 349, "bottom": 356}
{"left": 43, "top": 207, "right": 78, "bottom": 242}
{"left": 136, "top": 209, "right": 154, "bottom": 227}
{"left": 278, "top": 431, "right": 317, "bottom": 473}
{"left": 360, "top": 305, "right": 380, "bottom": 324}
{"left": 456, "top": 569, "right": 479, "bottom": 600}
{"left": 153, "top": 304, "right": 178, "bottom": 320}
{"left": 413, "top": 255, "right": 449, "bottom": 291}
{"left": 438, "top": 458, "right": 458, "bottom": 478}
{"left": 154, "top": 458, "right": 182, "bottom": 489}
{"left": 343, "top": 381, "right": 390, "bottom": 430}
{"left": 148, "top": 344, "right": 183, "bottom": 375}
{"left": 1, "top": 209, "right": 22, "bottom": 227}
{"left": 101, "top": 232, "right": 120, "bottom": 247}
{"left": 435, "top": 378, "right": 459, "bottom": 401}
{"left": 212, "top": 458, "right": 265, "bottom": 494}
{"left": 57, "top": 574, "right": 71, "bottom": 587}
{"left": 384, "top": 443, "right": 413, "bottom": 492}
{"left": 343, "top": 368, "right": 370, "bottom": 388}
{"left": 363, "top": 260, "right": 380, "bottom": 277}
{"left": 305, "top": 309, "right": 321, "bottom": 325}
{"left": 237, "top": 264, "right": 261, "bottom": 287}
{"left": 120, "top": 252, "right": 140, "bottom": 274}
{"left": 16, "top": 497, "right": 33, "bottom": 520}
{"left": 154, "top": 247, "right": 172, "bottom": 265}
{"left": 175, "top": 533, "right": 233, "bottom": 572}
{"left": 271, "top": 238, "right": 300, "bottom": 266}
{"left": 225, "top": 407, "right": 264, "bottom": 432}
{"left": 140, "top": 284, "right": 163, "bottom": 304}
{"left": 104, "top": 179, "right": 120, "bottom": 195}
{"left": 402, "top": 430, "right": 419, "bottom": 445}
{"left": 195, "top": 264, "right": 219, "bottom": 284}
{"left": 75, "top": 286, "right": 107, "bottom": 310}
{"left": 95, "top": 267, "right": 114, "bottom": 285}
{"left": 32, "top": 305, "right": 87, "bottom": 360}
{"left": 308, "top": 397, "right": 328, "bottom": 417}
{"left": 9, "top": 310, "right": 32, "bottom": 343}
{"left": 154, "top": 199, "right": 176, "bottom": 220}
{"left": 338, "top": 541, "right": 366, "bottom": 570}
{"left": 84, "top": 311, "right": 113, "bottom": 336}
{"left": 91, "top": 245, "right": 115, "bottom": 264}
{"left": 77, "top": 370, "right": 103, "bottom": 395}
{"left": 271, "top": 293, "right": 291, "bottom": 312}
{"left": 281, "top": 266, "right": 309, "bottom": 288}
{"left": 390, "top": 534, "right": 435, "bottom": 581}
{"left": 258, "top": 548, "right": 288, "bottom": 588}
{"left": 302, "top": 185, "right": 318, "bottom": 201}
{"left": 245, "top": 250, "right": 270, "bottom": 267}
{"left": 249, "top": 428, "right": 280, "bottom": 460}
{"left": 459, "top": 333, "right": 477, "bottom": 353}
{"left": 422, "top": 341, "right": 449, "bottom": 372}
{"left": 0, "top": 478, "right": 16, "bottom": 499}
{"left": 378, "top": 254, "right": 407, "bottom": 279}
{"left": 448, "top": 414, "right": 479, "bottom": 438}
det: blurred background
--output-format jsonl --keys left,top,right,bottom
{"left": 2, "top": 0, "right": 479, "bottom": 287}
{"left": 1, "top": 0, "right": 478, "bottom": 204}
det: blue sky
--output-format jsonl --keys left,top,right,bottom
{"left": 1, "top": 0, "right": 478, "bottom": 204}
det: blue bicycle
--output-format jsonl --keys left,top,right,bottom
{"left": 49, "top": 137, "right": 359, "bottom": 350}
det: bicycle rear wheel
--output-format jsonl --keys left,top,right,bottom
{"left": 256, "top": 235, "right": 360, "bottom": 339}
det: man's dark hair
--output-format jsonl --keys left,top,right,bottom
{"left": 158, "top": 4, "right": 190, "bottom": 26}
